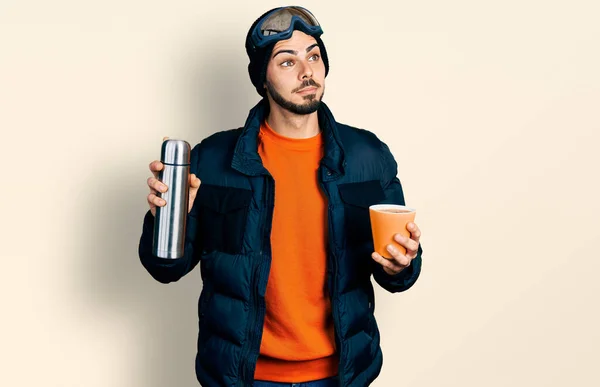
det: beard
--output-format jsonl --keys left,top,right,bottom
{"left": 265, "top": 78, "right": 325, "bottom": 115}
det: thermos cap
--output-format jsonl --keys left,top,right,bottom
{"left": 161, "top": 139, "right": 191, "bottom": 165}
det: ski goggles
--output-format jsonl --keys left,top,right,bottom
{"left": 249, "top": 6, "right": 323, "bottom": 50}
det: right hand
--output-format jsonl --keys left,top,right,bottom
{"left": 147, "top": 137, "right": 202, "bottom": 217}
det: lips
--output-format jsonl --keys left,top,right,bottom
{"left": 297, "top": 87, "right": 317, "bottom": 93}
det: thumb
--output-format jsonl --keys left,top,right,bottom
{"left": 162, "top": 136, "right": 169, "bottom": 142}
{"left": 190, "top": 174, "right": 201, "bottom": 188}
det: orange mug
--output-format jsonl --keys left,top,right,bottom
{"left": 369, "top": 204, "right": 416, "bottom": 258}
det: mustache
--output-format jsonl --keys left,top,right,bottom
{"left": 292, "top": 79, "right": 321, "bottom": 93}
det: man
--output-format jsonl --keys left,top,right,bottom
{"left": 139, "top": 6, "right": 423, "bottom": 387}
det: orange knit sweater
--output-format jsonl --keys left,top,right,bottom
{"left": 254, "top": 120, "right": 338, "bottom": 382}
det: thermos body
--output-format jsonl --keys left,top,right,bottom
{"left": 153, "top": 139, "right": 191, "bottom": 259}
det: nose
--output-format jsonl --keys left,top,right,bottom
{"left": 297, "top": 59, "right": 313, "bottom": 80}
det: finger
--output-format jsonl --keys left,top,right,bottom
{"left": 149, "top": 160, "right": 163, "bottom": 171}
{"left": 187, "top": 174, "right": 201, "bottom": 214}
{"left": 371, "top": 252, "right": 404, "bottom": 275}
{"left": 163, "top": 136, "right": 169, "bottom": 142}
{"left": 147, "top": 193, "right": 166, "bottom": 207}
{"left": 407, "top": 222, "right": 421, "bottom": 244}
{"left": 149, "top": 160, "right": 164, "bottom": 178}
{"left": 147, "top": 176, "right": 168, "bottom": 193}
{"left": 189, "top": 173, "right": 201, "bottom": 189}
{"left": 393, "top": 234, "right": 419, "bottom": 256}
{"left": 386, "top": 243, "right": 412, "bottom": 267}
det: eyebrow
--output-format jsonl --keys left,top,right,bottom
{"left": 272, "top": 43, "right": 320, "bottom": 59}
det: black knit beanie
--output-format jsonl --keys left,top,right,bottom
{"left": 245, "top": 7, "right": 330, "bottom": 97}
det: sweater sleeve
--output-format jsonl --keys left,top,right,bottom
{"left": 371, "top": 141, "right": 423, "bottom": 293}
{"left": 138, "top": 143, "right": 203, "bottom": 284}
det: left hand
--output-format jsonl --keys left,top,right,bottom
{"left": 371, "top": 222, "right": 421, "bottom": 275}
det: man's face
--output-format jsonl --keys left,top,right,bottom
{"left": 264, "top": 30, "right": 326, "bottom": 115}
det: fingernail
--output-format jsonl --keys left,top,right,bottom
{"left": 387, "top": 244, "right": 396, "bottom": 253}
{"left": 160, "top": 185, "right": 167, "bottom": 192}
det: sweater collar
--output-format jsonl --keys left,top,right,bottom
{"left": 231, "top": 99, "right": 346, "bottom": 180}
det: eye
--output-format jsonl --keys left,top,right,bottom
{"left": 280, "top": 60, "right": 294, "bottom": 67}
{"left": 309, "top": 54, "right": 320, "bottom": 62}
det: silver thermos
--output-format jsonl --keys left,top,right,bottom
{"left": 152, "top": 139, "right": 191, "bottom": 259}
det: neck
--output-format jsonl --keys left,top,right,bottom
{"left": 265, "top": 100, "right": 320, "bottom": 139}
